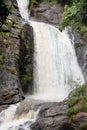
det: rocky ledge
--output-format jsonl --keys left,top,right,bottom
{"left": 30, "top": 2, "right": 63, "bottom": 25}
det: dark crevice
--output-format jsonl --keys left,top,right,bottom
{"left": 59, "top": 124, "right": 75, "bottom": 130}
{"left": 19, "top": 24, "right": 34, "bottom": 95}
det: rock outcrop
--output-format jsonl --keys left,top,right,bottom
{"left": 0, "top": 0, "right": 24, "bottom": 108}
{"left": 30, "top": 2, "right": 63, "bottom": 25}
{"left": 0, "top": 1, "right": 87, "bottom": 130}
{"left": 14, "top": 99, "right": 69, "bottom": 130}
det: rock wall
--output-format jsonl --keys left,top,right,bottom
{"left": 0, "top": 0, "right": 34, "bottom": 110}
{"left": 0, "top": 1, "right": 87, "bottom": 130}
{"left": 19, "top": 24, "right": 34, "bottom": 94}
{"left": 0, "top": 0, "right": 23, "bottom": 107}
{"left": 30, "top": 2, "right": 63, "bottom": 25}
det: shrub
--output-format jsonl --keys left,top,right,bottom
{"left": 67, "top": 107, "right": 81, "bottom": 116}
{"left": 68, "top": 97, "right": 80, "bottom": 107}
{"left": 67, "top": 85, "right": 87, "bottom": 116}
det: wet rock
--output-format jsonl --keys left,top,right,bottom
{"left": 30, "top": 2, "right": 63, "bottom": 25}
{"left": 37, "top": 101, "right": 68, "bottom": 130}
{"left": 19, "top": 24, "right": 34, "bottom": 94}
{"left": 30, "top": 122, "right": 41, "bottom": 130}
{"left": 14, "top": 99, "right": 69, "bottom": 130}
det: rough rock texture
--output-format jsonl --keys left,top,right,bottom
{"left": 0, "top": 0, "right": 24, "bottom": 107}
{"left": 19, "top": 24, "right": 34, "bottom": 94}
{"left": 69, "top": 112, "right": 87, "bottom": 130}
{"left": 14, "top": 99, "right": 69, "bottom": 130}
{"left": 36, "top": 101, "right": 68, "bottom": 130}
{"left": 14, "top": 97, "right": 87, "bottom": 130}
{"left": 30, "top": 2, "right": 63, "bottom": 25}
{"left": 0, "top": 0, "right": 87, "bottom": 130}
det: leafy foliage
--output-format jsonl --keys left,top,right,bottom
{"left": 59, "top": 0, "right": 87, "bottom": 37}
{"left": 67, "top": 85, "right": 87, "bottom": 116}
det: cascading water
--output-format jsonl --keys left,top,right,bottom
{"left": 0, "top": 0, "right": 85, "bottom": 129}
{"left": 0, "top": 103, "right": 40, "bottom": 130}
{"left": 30, "top": 21, "right": 84, "bottom": 101}
{"left": 17, "top": 0, "right": 84, "bottom": 101}
{"left": 17, "top": 0, "right": 29, "bottom": 20}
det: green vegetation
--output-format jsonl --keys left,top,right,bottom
{"left": 67, "top": 85, "right": 87, "bottom": 116}
{"left": 59, "top": 0, "right": 87, "bottom": 38}
{"left": 6, "top": 19, "right": 12, "bottom": 27}
{"left": 20, "top": 69, "right": 32, "bottom": 86}
{"left": 7, "top": 66, "right": 17, "bottom": 75}
{"left": 30, "top": 0, "right": 87, "bottom": 38}
{"left": 79, "top": 122, "right": 87, "bottom": 130}
{"left": 13, "top": 25, "right": 23, "bottom": 30}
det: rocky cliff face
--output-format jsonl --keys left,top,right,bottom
{"left": 0, "top": 0, "right": 22, "bottom": 108}
{"left": 19, "top": 24, "right": 34, "bottom": 94}
{"left": 0, "top": 0, "right": 63, "bottom": 108}
{"left": 0, "top": 1, "right": 87, "bottom": 130}
{"left": 0, "top": 0, "right": 34, "bottom": 110}
{"left": 30, "top": 2, "right": 63, "bottom": 25}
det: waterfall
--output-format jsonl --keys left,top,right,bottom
{"left": 17, "top": 0, "right": 85, "bottom": 101}
{"left": 29, "top": 21, "right": 84, "bottom": 101}
{"left": 0, "top": 0, "right": 85, "bottom": 130}
{"left": 17, "top": 0, "right": 29, "bottom": 20}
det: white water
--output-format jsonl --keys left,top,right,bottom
{"left": 29, "top": 21, "right": 84, "bottom": 101}
{"left": 17, "top": 0, "right": 84, "bottom": 101}
{"left": 0, "top": 0, "right": 85, "bottom": 129}
{"left": 17, "top": 0, "right": 29, "bottom": 20}
{"left": 0, "top": 104, "right": 39, "bottom": 130}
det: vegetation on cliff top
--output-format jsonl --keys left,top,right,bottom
{"left": 30, "top": 0, "right": 87, "bottom": 38}
{"left": 59, "top": 0, "right": 87, "bottom": 38}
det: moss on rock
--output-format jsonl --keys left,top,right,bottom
{"left": 67, "top": 85, "right": 87, "bottom": 116}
